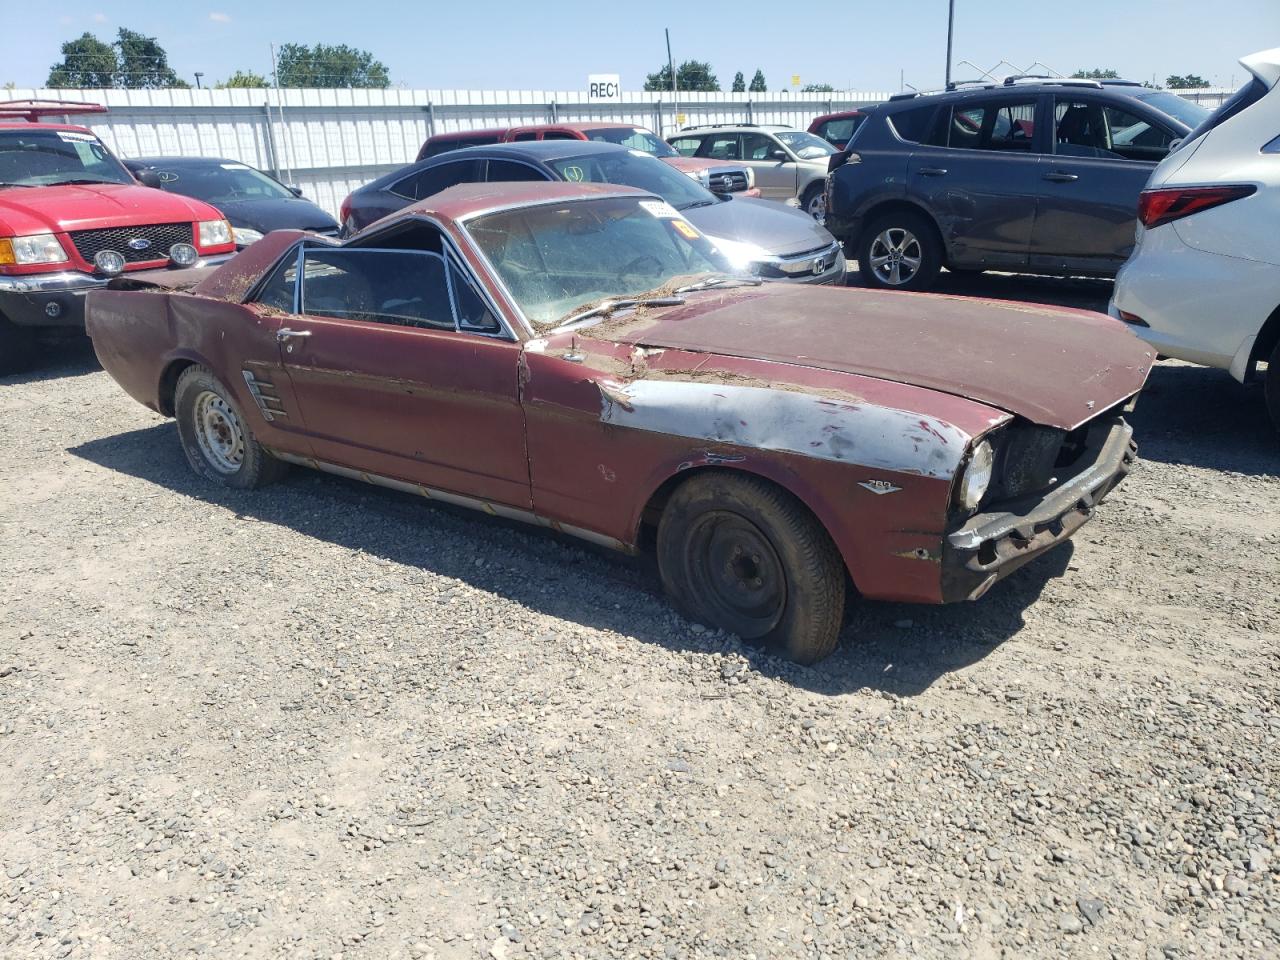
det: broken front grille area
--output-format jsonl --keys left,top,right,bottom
{"left": 984, "top": 409, "right": 1123, "bottom": 504}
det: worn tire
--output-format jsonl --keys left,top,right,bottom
{"left": 174, "top": 365, "right": 286, "bottom": 489}
{"left": 0, "top": 315, "right": 35, "bottom": 376}
{"left": 656, "top": 473, "right": 846, "bottom": 665}
{"left": 801, "top": 181, "right": 827, "bottom": 222}
{"left": 1266, "top": 339, "right": 1280, "bottom": 435}
{"left": 857, "top": 210, "right": 942, "bottom": 291}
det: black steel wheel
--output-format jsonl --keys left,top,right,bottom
{"left": 657, "top": 472, "right": 846, "bottom": 664}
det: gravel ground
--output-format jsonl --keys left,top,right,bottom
{"left": 2, "top": 277, "right": 1278, "bottom": 960}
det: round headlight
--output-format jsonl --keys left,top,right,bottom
{"left": 957, "top": 439, "right": 994, "bottom": 510}
{"left": 94, "top": 249, "right": 126, "bottom": 276}
{"left": 169, "top": 242, "right": 198, "bottom": 266}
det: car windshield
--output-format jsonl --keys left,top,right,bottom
{"left": 547, "top": 150, "right": 715, "bottom": 210}
{"left": 465, "top": 196, "right": 730, "bottom": 329}
{"left": 584, "top": 126, "right": 678, "bottom": 157}
{"left": 1133, "top": 91, "right": 1209, "bottom": 129}
{"left": 775, "top": 130, "right": 836, "bottom": 159}
{"left": 0, "top": 129, "right": 132, "bottom": 187}
{"left": 147, "top": 162, "right": 294, "bottom": 203}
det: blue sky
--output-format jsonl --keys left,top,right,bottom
{"left": 7, "top": 1, "right": 1277, "bottom": 91}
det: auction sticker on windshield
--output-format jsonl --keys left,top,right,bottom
{"left": 56, "top": 131, "right": 96, "bottom": 143}
{"left": 563, "top": 166, "right": 585, "bottom": 182}
{"left": 639, "top": 199, "right": 680, "bottom": 219}
{"left": 672, "top": 219, "right": 701, "bottom": 240}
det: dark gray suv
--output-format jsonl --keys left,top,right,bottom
{"left": 824, "top": 78, "right": 1209, "bottom": 290}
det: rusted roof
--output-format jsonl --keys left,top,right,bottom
{"left": 399, "top": 181, "right": 652, "bottom": 221}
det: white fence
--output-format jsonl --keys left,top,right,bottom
{"left": 10, "top": 87, "right": 892, "bottom": 218}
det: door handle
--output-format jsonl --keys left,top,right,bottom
{"left": 917, "top": 166, "right": 948, "bottom": 176}
{"left": 276, "top": 328, "right": 312, "bottom": 342}
{"left": 1043, "top": 172, "right": 1079, "bottom": 183}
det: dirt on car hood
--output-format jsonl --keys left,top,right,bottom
{"left": 596, "top": 283, "right": 1153, "bottom": 430}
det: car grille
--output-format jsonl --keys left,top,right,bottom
{"left": 709, "top": 171, "right": 749, "bottom": 193}
{"left": 69, "top": 222, "right": 194, "bottom": 265}
{"left": 758, "top": 241, "right": 842, "bottom": 279}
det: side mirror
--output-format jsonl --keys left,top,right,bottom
{"left": 135, "top": 169, "right": 163, "bottom": 189}
{"left": 288, "top": 185, "right": 304, "bottom": 197}
{"left": 770, "top": 148, "right": 789, "bottom": 161}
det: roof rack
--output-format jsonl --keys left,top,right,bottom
{"left": 0, "top": 99, "right": 108, "bottom": 122}
{"left": 1098, "top": 78, "right": 1143, "bottom": 87}
{"left": 943, "top": 79, "right": 994, "bottom": 92}
{"left": 1002, "top": 75, "right": 1103, "bottom": 88}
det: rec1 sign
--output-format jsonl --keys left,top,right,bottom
{"left": 588, "top": 74, "right": 622, "bottom": 102}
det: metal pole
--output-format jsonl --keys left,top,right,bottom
{"left": 665, "top": 27, "right": 678, "bottom": 132}
{"left": 269, "top": 43, "right": 293, "bottom": 185}
{"left": 194, "top": 72, "right": 203, "bottom": 90}
{"left": 945, "top": 0, "right": 955, "bottom": 88}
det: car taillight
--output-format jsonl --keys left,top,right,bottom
{"left": 1137, "top": 184, "right": 1256, "bottom": 229}
{"left": 339, "top": 197, "right": 352, "bottom": 225}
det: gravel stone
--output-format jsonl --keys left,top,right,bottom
{"left": 2, "top": 293, "right": 1278, "bottom": 960}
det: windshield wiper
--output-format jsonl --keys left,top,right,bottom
{"left": 46, "top": 178, "right": 125, "bottom": 186}
{"left": 675, "top": 275, "right": 764, "bottom": 293}
{"left": 676, "top": 199, "right": 716, "bottom": 210}
{"left": 560, "top": 295, "right": 686, "bottom": 327}
{"left": 0, "top": 182, "right": 35, "bottom": 188}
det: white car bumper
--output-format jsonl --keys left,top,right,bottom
{"left": 1109, "top": 224, "right": 1275, "bottom": 382}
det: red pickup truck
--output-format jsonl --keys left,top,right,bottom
{"left": 0, "top": 101, "right": 237, "bottom": 372}
{"left": 418, "top": 122, "right": 760, "bottom": 196}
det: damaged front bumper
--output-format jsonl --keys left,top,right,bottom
{"left": 941, "top": 416, "right": 1136, "bottom": 603}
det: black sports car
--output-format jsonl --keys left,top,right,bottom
{"left": 124, "top": 156, "right": 339, "bottom": 248}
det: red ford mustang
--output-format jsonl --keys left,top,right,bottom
{"left": 86, "top": 182, "right": 1151, "bottom": 663}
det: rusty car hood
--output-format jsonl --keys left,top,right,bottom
{"left": 594, "top": 284, "right": 1152, "bottom": 430}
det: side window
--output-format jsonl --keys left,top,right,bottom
{"left": 448, "top": 260, "right": 500, "bottom": 334}
{"left": 943, "top": 99, "right": 1037, "bottom": 151}
{"left": 391, "top": 159, "right": 483, "bottom": 201}
{"left": 511, "top": 132, "right": 539, "bottom": 142}
{"left": 741, "top": 133, "right": 781, "bottom": 160}
{"left": 668, "top": 137, "right": 702, "bottom": 157}
{"left": 704, "top": 135, "right": 741, "bottom": 160}
{"left": 253, "top": 251, "right": 298, "bottom": 311}
{"left": 542, "top": 132, "right": 579, "bottom": 141}
{"left": 818, "top": 118, "right": 856, "bottom": 144}
{"left": 485, "top": 159, "right": 548, "bottom": 182}
{"left": 889, "top": 105, "right": 937, "bottom": 144}
{"left": 299, "top": 249, "right": 455, "bottom": 330}
{"left": 1054, "top": 100, "right": 1173, "bottom": 162}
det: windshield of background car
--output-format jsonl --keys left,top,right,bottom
{"left": 152, "top": 162, "right": 294, "bottom": 203}
{"left": 1132, "top": 91, "right": 1209, "bottom": 130}
{"left": 548, "top": 151, "right": 714, "bottom": 210}
{"left": 0, "top": 129, "right": 132, "bottom": 187}
{"left": 775, "top": 130, "right": 836, "bottom": 159}
{"left": 465, "top": 196, "right": 729, "bottom": 329}
{"left": 585, "top": 126, "right": 678, "bottom": 157}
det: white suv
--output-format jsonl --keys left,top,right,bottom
{"left": 1110, "top": 46, "right": 1280, "bottom": 430}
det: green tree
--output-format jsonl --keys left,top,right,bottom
{"left": 218, "top": 70, "right": 267, "bottom": 88}
{"left": 114, "top": 28, "right": 187, "bottom": 88}
{"left": 275, "top": 43, "right": 390, "bottom": 88}
{"left": 643, "top": 60, "right": 719, "bottom": 92}
{"left": 801, "top": 82, "right": 835, "bottom": 92}
{"left": 1165, "top": 74, "right": 1208, "bottom": 89}
{"left": 1070, "top": 68, "right": 1119, "bottom": 79}
{"left": 46, "top": 28, "right": 186, "bottom": 89}
{"left": 731, "top": 71, "right": 746, "bottom": 93}
{"left": 46, "top": 32, "right": 118, "bottom": 88}
{"left": 748, "top": 69, "right": 767, "bottom": 93}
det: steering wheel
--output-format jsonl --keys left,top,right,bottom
{"left": 617, "top": 255, "right": 664, "bottom": 288}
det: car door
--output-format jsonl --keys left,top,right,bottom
{"left": 269, "top": 241, "right": 531, "bottom": 509}
{"left": 739, "top": 133, "right": 799, "bottom": 200}
{"left": 906, "top": 95, "right": 1045, "bottom": 269}
{"left": 1030, "top": 96, "right": 1178, "bottom": 273}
